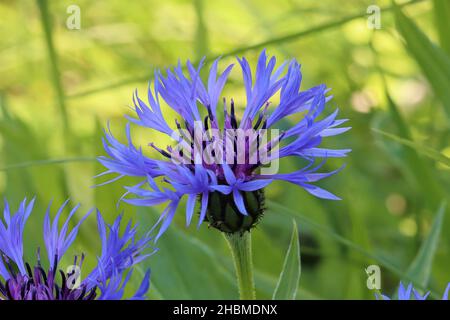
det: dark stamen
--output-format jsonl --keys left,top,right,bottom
{"left": 204, "top": 115, "right": 209, "bottom": 131}
{"left": 2, "top": 254, "right": 17, "bottom": 277}
{"left": 175, "top": 119, "right": 182, "bottom": 130}
{"left": 253, "top": 113, "right": 264, "bottom": 130}
{"left": 230, "top": 99, "right": 237, "bottom": 129}
{"left": 149, "top": 143, "right": 172, "bottom": 159}
{"left": 52, "top": 254, "right": 58, "bottom": 272}
{"left": 206, "top": 104, "right": 214, "bottom": 121}
{"left": 25, "top": 263, "right": 33, "bottom": 279}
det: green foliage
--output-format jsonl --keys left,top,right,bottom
{"left": 404, "top": 202, "right": 446, "bottom": 290}
{"left": 394, "top": 3, "right": 450, "bottom": 119}
{"left": 0, "top": 0, "right": 449, "bottom": 299}
{"left": 373, "top": 129, "right": 450, "bottom": 167}
{"left": 272, "top": 220, "right": 301, "bottom": 300}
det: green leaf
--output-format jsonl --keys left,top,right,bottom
{"left": 404, "top": 202, "right": 447, "bottom": 288}
{"left": 433, "top": 0, "right": 450, "bottom": 55}
{"left": 68, "top": 0, "right": 425, "bottom": 99}
{"left": 0, "top": 157, "right": 95, "bottom": 171}
{"left": 136, "top": 207, "right": 237, "bottom": 299}
{"left": 372, "top": 128, "right": 450, "bottom": 167}
{"left": 394, "top": 4, "right": 450, "bottom": 119}
{"left": 272, "top": 219, "right": 301, "bottom": 300}
{"left": 193, "top": 0, "right": 209, "bottom": 60}
{"left": 372, "top": 91, "right": 444, "bottom": 207}
{"left": 266, "top": 200, "right": 442, "bottom": 298}
{"left": 36, "top": 0, "right": 69, "bottom": 131}
{"left": 256, "top": 269, "right": 320, "bottom": 300}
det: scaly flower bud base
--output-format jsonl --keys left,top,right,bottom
{"left": 204, "top": 189, "right": 265, "bottom": 234}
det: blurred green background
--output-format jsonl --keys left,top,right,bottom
{"left": 0, "top": 0, "right": 449, "bottom": 299}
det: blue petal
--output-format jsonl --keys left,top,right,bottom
{"left": 131, "top": 269, "right": 151, "bottom": 300}
{"left": 185, "top": 193, "right": 197, "bottom": 226}
{"left": 237, "top": 179, "right": 273, "bottom": 192}
{"left": 0, "top": 197, "right": 35, "bottom": 276}
{"left": 232, "top": 189, "right": 248, "bottom": 215}
{"left": 221, "top": 163, "right": 236, "bottom": 185}
{"left": 442, "top": 283, "right": 450, "bottom": 300}
{"left": 197, "top": 192, "right": 209, "bottom": 228}
{"left": 301, "top": 183, "right": 341, "bottom": 200}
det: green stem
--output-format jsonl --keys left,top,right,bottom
{"left": 37, "top": 0, "right": 69, "bottom": 133}
{"left": 224, "top": 232, "right": 256, "bottom": 300}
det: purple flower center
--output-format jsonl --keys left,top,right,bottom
{"left": 153, "top": 98, "right": 277, "bottom": 183}
{"left": 0, "top": 251, "right": 97, "bottom": 300}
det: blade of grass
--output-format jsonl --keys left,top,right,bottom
{"left": 373, "top": 128, "right": 450, "bottom": 167}
{"left": 345, "top": 189, "right": 375, "bottom": 299}
{"left": 404, "top": 202, "right": 446, "bottom": 289}
{"left": 370, "top": 38, "right": 447, "bottom": 246}
{"left": 433, "top": 0, "right": 450, "bottom": 55}
{"left": 0, "top": 157, "right": 96, "bottom": 171}
{"left": 194, "top": 0, "right": 209, "bottom": 60}
{"left": 267, "top": 200, "right": 441, "bottom": 298}
{"left": 373, "top": 69, "right": 444, "bottom": 207}
{"left": 272, "top": 220, "right": 301, "bottom": 300}
{"left": 394, "top": 3, "right": 450, "bottom": 119}
{"left": 67, "top": 0, "right": 425, "bottom": 99}
{"left": 36, "top": 0, "right": 74, "bottom": 204}
{"left": 36, "top": 0, "right": 69, "bottom": 132}
{"left": 257, "top": 269, "right": 320, "bottom": 300}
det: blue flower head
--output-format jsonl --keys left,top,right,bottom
{"left": 98, "top": 50, "right": 350, "bottom": 238}
{"left": 0, "top": 198, "right": 154, "bottom": 300}
{"left": 378, "top": 282, "right": 450, "bottom": 300}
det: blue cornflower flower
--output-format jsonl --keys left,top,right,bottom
{"left": 98, "top": 49, "right": 350, "bottom": 238}
{"left": 0, "top": 198, "right": 154, "bottom": 300}
{"left": 377, "top": 282, "right": 450, "bottom": 300}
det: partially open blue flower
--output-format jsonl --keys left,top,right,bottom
{"left": 98, "top": 50, "right": 350, "bottom": 238}
{"left": 377, "top": 282, "right": 450, "bottom": 300}
{"left": 0, "top": 198, "right": 154, "bottom": 300}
